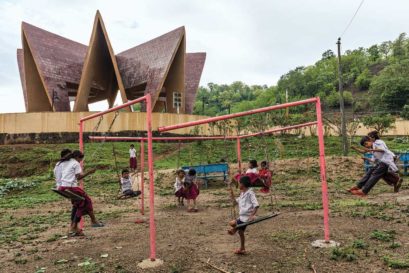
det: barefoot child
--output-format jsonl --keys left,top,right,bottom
{"left": 58, "top": 150, "right": 104, "bottom": 236}
{"left": 120, "top": 169, "right": 141, "bottom": 197}
{"left": 349, "top": 133, "right": 402, "bottom": 196}
{"left": 174, "top": 169, "right": 185, "bottom": 206}
{"left": 228, "top": 176, "right": 259, "bottom": 254}
{"left": 129, "top": 144, "right": 137, "bottom": 173}
{"left": 184, "top": 169, "right": 200, "bottom": 212}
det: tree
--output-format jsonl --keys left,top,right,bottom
{"left": 362, "top": 115, "right": 395, "bottom": 135}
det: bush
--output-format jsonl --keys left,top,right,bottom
{"left": 325, "top": 91, "right": 353, "bottom": 108}
{"left": 362, "top": 115, "right": 395, "bottom": 135}
{"left": 355, "top": 69, "right": 372, "bottom": 90}
{"left": 401, "top": 105, "right": 409, "bottom": 120}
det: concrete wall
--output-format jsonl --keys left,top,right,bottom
{"left": 0, "top": 112, "right": 211, "bottom": 135}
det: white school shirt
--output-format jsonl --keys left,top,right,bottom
{"left": 236, "top": 189, "right": 259, "bottom": 222}
{"left": 129, "top": 148, "right": 137, "bottom": 158}
{"left": 121, "top": 177, "right": 132, "bottom": 193}
{"left": 60, "top": 158, "right": 82, "bottom": 187}
{"left": 246, "top": 168, "right": 258, "bottom": 174}
{"left": 53, "top": 163, "right": 63, "bottom": 188}
{"left": 372, "top": 140, "right": 398, "bottom": 172}
{"left": 174, "top": 177, "right": 184, "bottom": 192}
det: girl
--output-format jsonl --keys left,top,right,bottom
{"left": 58, "top": 150, "right": 104, "bottom": 236}
{"left": 129, "top": 144, "right": 137, "bottom": 173}
{"left": 174, "top": 169, "right": 185, "bottom": 206}
{"left": 258, "top": 161, "right": 272, "bottom": 193}
{"left": 349, "top": 133, "right": 402, "bottom": 196}
{"left": 232, "top": 160, "right": 261, "bottom": 188}
{"left": 184, "top": 169, "right": 200, "bottom": 212}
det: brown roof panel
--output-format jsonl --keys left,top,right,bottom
{"left": 185, "top": 52, "right": 206, "bottom": 114}
{"left": 17, "top": 49, "right": 28, "bottom": 111}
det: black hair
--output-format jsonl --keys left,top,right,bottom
{"left": 368, "top": 130, "right": 380, "bottom": 140}
{"left": 176, "top": 169, "right": 186, "bottom": 175}
{"left": 58, "top": 150, "right": 84, "bottom": 164}
{"left": 360, "top": 136, "right": 371, "bottom": 147}
{"left": 261, "top": 161, "right": 268, "bottom": 167}
{"left": 239, "top": 176, "right": 252, "bottom": 188}
{"left": 188, "top": 169, "right": 196, "bottom": 176}
{"left": 122, "top": 169, "right": 129, "bottom": 175}
{"left": 60, "top": 149, "right": 72, "bottom": 159}
{"left": 130, "top": 144, "right": 135, "bottom": 147}
{"left": 249, "top": 159, "right": 258, "bottom": 168}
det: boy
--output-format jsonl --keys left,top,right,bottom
{"left": 121, "top": 169, "right": 141, "bottom": 197}
{"left": 349, "top": 135, "right": 402, "bottom": 196}
{"left": 228, "top": 176, "right": 259, "bottom": 254}
{"left": 129, "top": 144, "right": 137, "bottom": 172}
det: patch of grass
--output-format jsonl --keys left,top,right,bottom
{"left": 383, "top": 256, "right": 409, "bottom": 269}
{"left": 352, "top": 239, "right": 368, "bottom": 249}
{"left": 46, "top": 233, "right": 63, "bottom": 242}
{"left": 330, "top": 247, "right": 358, "bottom": 262}
{"left": 389, "top": 242, "right": 401, "bottom": 249}
{"left": 370, "top": 230, "right": 396, "bottom": 242}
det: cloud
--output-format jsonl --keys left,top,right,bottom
{"left": 1, "top": 0, "right": 409, "bottom": 113}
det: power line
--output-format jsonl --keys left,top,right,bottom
{"left": 340, "top": 0, "right": 365, "bottom": 38}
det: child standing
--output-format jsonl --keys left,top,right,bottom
{"left": 228, "top": 176, "right": 259, "bottom": 255}
{"left": 58, "top": 150, "right": 104, "bottom": 236}
{"left": 174, "top": 169, "right": 185, "bottom": 206}
{"left": 120, "top": 169, "right": 141, "bottom": 197}
{"left": 184, "top": 169, "right": 200, "bottom": 212}
{"left": 129, "top": 144, "right": 137, "bottom": 173}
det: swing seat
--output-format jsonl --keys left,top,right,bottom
{"left": 235, "top": 212, "right": 280, "bottom": 229}
{"left": 51, "top": 189, "right": 85, "bottom": 201}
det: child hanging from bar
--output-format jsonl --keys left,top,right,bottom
{"left": 258, "top": 161, "right": 272, "bottom": 193}
{"left": 228, "top": 176, "right": 259, "bottom": 255}
{"left": 348, "top": 131, "right": 402, "bottom": 196}
{"left": 58, "top": 150, "right": 104, "bottom": 236}
{"left": 120, "top": 169, "right": 141, "bottom": 198}
{"left": 174, "top": 169, "right": 186, "bottom": 206}
{"left": 184, "top": 169, "right": 200, "bottom": 212}
{"left": 129, "top": 144, "right": 137, "bottom": 173}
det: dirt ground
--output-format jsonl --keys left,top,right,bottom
{"left": 1, "top": 157, "right": 409, "bottom": 273}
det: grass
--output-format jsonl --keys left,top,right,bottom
{"left": 383, "top": 256, "right": 409, "bottom": 269}
{"left": 370, "top": 230, "right": 396, "bottom": 242}
{"left": 330, "top": 246, "right": 358, "bottom": 262}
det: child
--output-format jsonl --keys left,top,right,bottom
{"left": 129, "top": 144, "right": 137, "bottom": 172}
{"left": 58, "top": 150, "right": 104, "bottom": 236}
{"left": 184, "top": 169, "right": 200, "bottom": 212}
{"left": 120, "top": 169, "right": 141, "bottom": 197}
{"left": 174, "top": 169, "right": 185, "bottom": 206}
{"left": 349, "top": 134, "right": 402, "bottom": 196}
{"left": 54, "top": 148, "right": 72, "bottom": 188}
{"left": 228, "top": 176, "right": 259, "bottom": 255}
{"left": 246, "top": 160, "right": 258, "bottom": 174}
{"left": 232, "top": 160, "right": 260, "bottom": 188}
{"left": 258, "top": 161, "right": 272, "bottom": 193}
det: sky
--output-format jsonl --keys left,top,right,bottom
{"left": 1, "top": 0, "right": 409, "bottom": 113}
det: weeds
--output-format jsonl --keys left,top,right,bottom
{"left": 370, "top": 230, "right": 396, "bottom": 242}
{"left": 383, "top": 256, "right": 409, "bottom": 269}
{"left": 330, "top": 247, "right": 358, "bottom": 262}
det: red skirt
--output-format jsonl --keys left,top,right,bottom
{"left": 233, "top": 173, "right": 260, "bottom": 185}
{"left": 58, "top": 186, "right": 94, "bottom": 218}
{"left": 175, "top": 188, "right": 185, "bottom": 198}
{"left": 184, "top": 184, "right": 199, "bottom": 200}
{"left": 130, "top": 157, "right": 137, "bottom": 169}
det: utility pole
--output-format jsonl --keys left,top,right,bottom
{"left": 337, "top": 37, "right": 348, "bottom": 156}
{"left": 285, "top": 89, "right": 289, "bottom": 118}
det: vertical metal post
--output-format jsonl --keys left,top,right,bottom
{"left": 236, "top": 138, "right": 242, "bottom": 174}
{"left": 79, "top": 121, "right": 84, "bottom": 230}
{"left": 140, "top": 140, "right": 145, "bottom": 215}
{"left": 316, "top": 97, "right": 330, "bottom": 242}
{"left": 146, "top": 94, "right": 157, "bottom": 261}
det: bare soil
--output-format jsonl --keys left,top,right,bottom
{"left": 1, "top": 156, "right": 409, "bottom": 273}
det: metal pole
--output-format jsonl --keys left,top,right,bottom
{"left": 236, "top": 138, "right": 242, "bottom": 174}
{"left": 158, "top": 98, "right": 318, "bottom": 132}
{"left": 315, "top": 98, "right": 330, "bottom": 242}
{"left": 79, "top": 120, "right": 84, "bottom": 230}
{"left": 140, "top": 140, "right": 144, "bottom": 215}
{"left": 146, "top": 94, "right": 157, "bottom": 261}
{"left": 337, "top": 37, "right": 348, "bottom": 156}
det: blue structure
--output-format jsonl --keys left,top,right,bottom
{"left": 182, "top": 163, "right": 229, "bottom": 189}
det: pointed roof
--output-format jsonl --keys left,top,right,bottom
{"left": 74, "top": 11, "right": 129, "bottom": 111}
{"left": 185, "top": 52, "right": 206, "bottom": 114}
{"left": 22, "top": 22, "right": 88, "bottom": 111}
{"left": 117, "top": 27, "right": 185, "bottom": 109}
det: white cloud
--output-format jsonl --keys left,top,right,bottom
{"left": 1, "top": 0, "right": 409, "bottom": 113}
